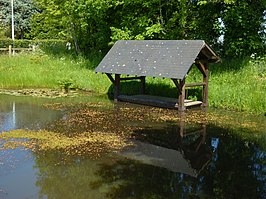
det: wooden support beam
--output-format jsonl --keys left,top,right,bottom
{"left": 120, "top": 76, "right": 143, "bottom": 81}
{"left": 178, "top": 78, "right": 186, "bottom": 111}
{"left": 194, "top": 60, "right": 208, "bottom": 64}
{"left": 114, "top": 74, "right": 121, "bottom": 102}
{"left": 185, "top": 82, "right": 206, "bottom": 87}
{"left": 196, "top": 63, "right": 207, "bottom": 77}
{"left": 106, "top": 73, "right": 115, "bottom": 84}
{"left": 202, "top": 63, "right": 209, "bottom": 107}
{"left": 171, "top": 78, "right": 180, "bottom": 93}
{"left": 202, "top": 45, "right": 221, "bottom": 63}
{"left": 140, "top": 76, "right": 146, "bottom": 94}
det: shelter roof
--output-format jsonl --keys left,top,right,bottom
{"left": 95, "top": 40, "right": 220, "bottom": 79}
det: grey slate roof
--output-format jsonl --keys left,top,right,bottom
{"left": 95, "top": 40, "right": 220, "bottom": 79}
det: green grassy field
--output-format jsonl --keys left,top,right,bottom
{"left": 0, "top": 51, "right": 109, "bottom": 93}
{"left": 0, "top": 50, "right": 265, "bottom": 114}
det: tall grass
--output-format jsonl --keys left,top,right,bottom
{"left": 0, "top": 50, "right": 265, "bottom": 114}
{"left": 209, "top": 57, "right": 266, "bottom": 114}
{"left": 0, "top": 50, "right": 110, "bottom": 93}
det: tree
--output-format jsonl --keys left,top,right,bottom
{"left": 30, "top": 0, "right": 266, "bottom": 57}
{"left": 222, "top": 0, "right": 266, "bottom": 57}
{"left": 31, "top": 0, "right": 112, "bottom": 53}
{"left": 0, "top": 0, "right": 37, "bottom": 39}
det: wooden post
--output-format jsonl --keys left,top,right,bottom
{"left": 9, "top": 45, "right": 12, "bottom": 56}
{"left": 172, "top": 78, "right": 181, "bottom": 109}
{"left": 202, "top": 63, "right": 209, "bottom": 108}
{"left": 140, "top": 76, "right": 145, "bottom": 94}
{"left": 178, "top": 78, "right": 186, "bottom": 111}
{"left": 114, "top": 74, "right": 121, "bottom": 102}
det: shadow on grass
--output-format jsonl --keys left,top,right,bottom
{"left": 209, "top": 57, "right": 250, "bottom": 74}
{"left": 107, "top": 81, "right": 202, "bottom": 101}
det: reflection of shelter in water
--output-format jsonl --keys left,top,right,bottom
{"left": 121, "top": 123, "right": 212, "bottom": 178}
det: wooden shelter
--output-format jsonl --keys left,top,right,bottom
{"left": 95, "top": 40, "right": 221, "bottom": 111}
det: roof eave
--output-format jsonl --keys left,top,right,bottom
{"left": 202, "top": 43, "right": 221, "bottom": 63}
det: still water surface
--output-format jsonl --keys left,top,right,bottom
{"left": 0, "top": 94, "right": 265, "bottom": 199}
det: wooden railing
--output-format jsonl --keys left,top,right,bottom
{"left": 0, "top": 45, "right": 36, "bottom": 56}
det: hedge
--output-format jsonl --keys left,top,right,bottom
{"left": 0, "top": 39, "right": 66, "bottom": 48}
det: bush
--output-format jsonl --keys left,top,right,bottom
{"left": 0, "top": 39, "right": 66, "bottom": 49}
{"left": 0, "top": 38, "right": 13, "bottom": 47}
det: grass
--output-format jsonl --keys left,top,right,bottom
{"left": 0, "top": 50, "right": 110, "bottom": 93}
{"left": 209, "top": 58, "right": 266, "bottom": 114}
{"left": 0, "top": 49, "right": 265, "bottom": 114}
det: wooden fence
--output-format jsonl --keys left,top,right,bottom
{"left": 0, "top": 45, "right": 36, "bottom": 56}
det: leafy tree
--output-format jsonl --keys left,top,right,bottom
{"left": 0, "top": 0, "right": 37, "bottom": 39}
{"left": 30, "top": 0, "right": 266, "bottom": 57}
{"left": 31, "top": 0, "right": 112, "bottom": 53}
{"left": 222, "top": 0, "right": 266, "bottom": 57}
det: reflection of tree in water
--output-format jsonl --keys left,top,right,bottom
{"left": 201, "top": 126, "right": 266, "bottom": 199}
{"left": 33, "top": 125, "right": 265, "bottom": 199}
{"left": 34, "top": 152, "right": 114, "bottom": 199}
{"left": 95, "top": 160, "right": 201, "bottom": 199}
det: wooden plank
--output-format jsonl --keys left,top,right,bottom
{"left": 184, "top": 100, "right": 202, "bottom": 107}
{"left": 120, "top": 76, "right": 142, "bottom": 81}
{"left": 118, "top": 95, "right": 202, "bottom": 109}
{"left": 118, "top": 95, "right": 178, "bottom": 108}
{"left": 185, "top": 82, "right": 206, "bottom": 87}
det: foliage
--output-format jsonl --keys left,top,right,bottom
{"left": 222, "top": 0, "right": 266, "bottom": 57}
{"left": 0, "top": 0, "right": 37, "bottom": 39}
{"left": 31, "top": 0, "right": 112, "bottom": 53}
{"left": 29, "top": 0, "right": 266, "bottom": 57}
{"left": 0, "top": 38, "right": 66, "bottom": 48}
{"left": 0, "top": 0, "right": 265, "bottom": 56}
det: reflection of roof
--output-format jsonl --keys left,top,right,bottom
{"left": 121, "top": 141, "right": 199, "bottom": 177}
{"left": 95, "top": 40, "right": 220, "bottom": 79}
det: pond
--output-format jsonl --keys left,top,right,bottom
{"left": 0, "top": 93, "right": 265, "bottom": 199}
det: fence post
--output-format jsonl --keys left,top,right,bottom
{"left": 32, "top": 45, "right": 36, "bottom": 52}
{"left": 9, "top": 45, "right": 12, "bottom": 56}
